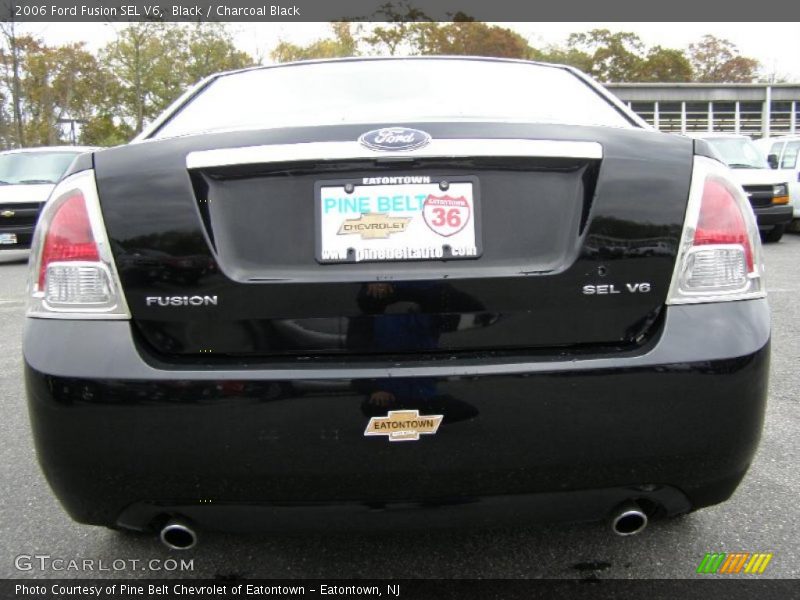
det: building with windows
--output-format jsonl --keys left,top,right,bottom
{"left": 606, "top": 83, "right": 800, "bottom": 139}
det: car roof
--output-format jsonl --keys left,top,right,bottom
{"left": 215, "top": 55, "right": 573, "bottom": 80}
{"left": 0, "top": 146, "right": 99, "bottom": 156}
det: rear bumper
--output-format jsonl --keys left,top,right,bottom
{"left": 23, "top": 300, "right": 770, "bottom": 531}
{"left": 753, "top": 204, "right": 793, "bottom": 228}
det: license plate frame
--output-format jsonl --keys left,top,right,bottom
{"left": 315, "top": 175, "right": 482, "bottom": 264}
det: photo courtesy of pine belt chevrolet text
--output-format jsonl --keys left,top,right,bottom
{"left": 22, "top": 57, "right": 770, "bottom": 550}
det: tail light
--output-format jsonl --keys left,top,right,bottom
{"left": 27, "top": 170, "right": 129, "bottom": 318}
{"left": 667, "top": 156, "right": 765, "bottom": 304}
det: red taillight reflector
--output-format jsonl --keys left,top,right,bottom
{"left": 38, "top": 192, "right": 100, "bottom": 289}
{"left": 694, "top": 179, "right": 753, "bottom": 272}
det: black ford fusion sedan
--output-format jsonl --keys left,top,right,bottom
{"left": 23, "top": 57, "right": 769, "bottom": 549}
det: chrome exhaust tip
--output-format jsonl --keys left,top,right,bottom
{"left": 159, "top": 519, "right": 197, "bottom": 550}
{"left": 611, "top": 502, "right": 648, "bottom": 536}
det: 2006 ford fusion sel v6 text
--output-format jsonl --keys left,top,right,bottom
{"left": 23, "top": 57, "right": 769, "bottom": 549}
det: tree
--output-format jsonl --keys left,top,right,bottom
{"left": 361, "top": 2, "right": 431, "bottom": 56}
{"left": 688, "top": 35, "right": 759, "bottom": 83}
{"left": 101, "top": 23, "right": 166, "bottom": 134}
{"left": 406, "top": 21, "right": 532, "bottom": 59}
{"left": 183, "top": 23, "right": 256, "bottom": 82}
{"left": 638, "top": 46, "right": 693, "bottom": 82}
{"left": 537, "top": 45, "right": 594, "bottom": 73}
{"left": 80, "top": 114, "right": 133, "bottom": 147}
{"left": 272, "top": 22, "right": 358, "bottom": 62}
{"left": 0, "top": 31, "right": 107, "bottom": 146}
{"left": 32, "top": 43, "right": 105, "bottom": 145}
{"left": 0, "top": 22, "right": 28, "bottom": 146}
{"left": 539, "top": 29, "right": 697, "bottom": 83}
{"left": 565, "top": 29, "right": 645, "bottom": 82}
{"left": 102, "top": 23, "right": 255, "bottom": 136}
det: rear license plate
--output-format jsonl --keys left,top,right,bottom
{"left": 316, "top": 176, "right": 481, "bottom": 263}
{"left": 0, "top": 233, "right": 17, "bottom": 245}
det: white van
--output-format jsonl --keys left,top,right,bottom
{"left": 758, "top": 136, "right": 800, "bottom": 231}
{"left": 689, "top": 133, "right": 792, "bottom": 242}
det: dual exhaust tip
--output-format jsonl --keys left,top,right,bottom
{"left": 611, "top": 501, "right": 648, "bottom": 536}
{"left": 159, "top": 519, "right": 197, "bottom": 550}
{"left": 157, "top": 503, "right": 648, "bottom": 549}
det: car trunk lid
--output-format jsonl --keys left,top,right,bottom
{"left": 95, "top": 123, "right": 692, "bottom": 357}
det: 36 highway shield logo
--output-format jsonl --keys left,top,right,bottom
{"left": 422, "top": 195, "right": 470, "bottom": 237}
{"left": 364, "top": 410, "right": 444, "bottom": 442}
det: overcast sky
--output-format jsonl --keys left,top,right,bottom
{"left": 28, "top": 21, "right": 800, "bottom": 80}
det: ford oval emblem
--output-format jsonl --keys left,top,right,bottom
{"left": 358, "top": 127, "right": 431, "bottom": 152}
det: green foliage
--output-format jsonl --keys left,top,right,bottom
{"left": 360, "top": 2, "right": 431, "bottom": 56}
{"left": 274, "top": 21, "right": 541, "bottom": 62}
{"left": 406, "top": 22, "right": 531, "bottom": 58}
{"left": 102, "top": 23, "right": 255, "bottom": 135}
{"left": 0, "top": 30, "right": 108, "bottom": 146}
{"left": 272, "top": 23, "right": 738, "bottom": 86}
{"left": 639, "top": 47, "right": 694, "bottom": 82}
{"left": 183, "top": 23, "right": 254, "bottom": 83}
{"left": 272, "top": 23, "right": 359, "bottom": 62}
{"left": 537, "top": 46, "right": 594, "bottom": 73}
{"left": 79, "top": 114, "right": 133, "bottom": 147}
{"left": 566, "top": 29, "right": 645, "bottom": 82}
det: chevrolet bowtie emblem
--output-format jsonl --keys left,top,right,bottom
{"left": 337, "top": 212, "right": 411, "bottom": 240}
{"left": 364, "top": 410, "right": 444, "bottom": 442}
{"left": 1, "top": 210, "right": 14, "bottom": 218}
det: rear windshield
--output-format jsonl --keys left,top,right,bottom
{"left": 153, "top": 59, "right": 633, "bottom": 138}
{"left": 0, "top": 151, "right": 79, "bottom": 185}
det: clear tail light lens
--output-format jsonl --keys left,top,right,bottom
{"left": 27, "top": 170, "right": 130, "bottom": 318}
{"left": 667, "top": 156, "right": 765, "bottom": 304}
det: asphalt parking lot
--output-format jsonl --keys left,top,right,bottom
{"left": 1, "top": 237, "right": 798, "bottom": 580}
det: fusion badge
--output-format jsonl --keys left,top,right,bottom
{"left": 364, "top": 410, "right": 444, "bottom": 442}
{"left": 146, "top": 295, "right": 218, "bottom": 307}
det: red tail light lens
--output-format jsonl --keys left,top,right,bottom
{"left": 694, "top": 179, "right": 754, "bottom": 272}
{"left": 37, "top": 192, "right": 100, "bottom": 290}
{"left": 667, "top": 156, "right": 764, "bottom": 305}
{"left": 27, "top": 169, "right": 129, "bottom": 318}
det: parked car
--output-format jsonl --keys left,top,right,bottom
{"left": 687, "top": 133, "right": 791, "bottom": 242}
{"left": 756, "top": 135, "right": 800, "bottom": 232}
{"left": 23, "top": 58, "right": 769, "bottom": 549}
{"left": 0, "top": 146, "right": 98, "bottom": 250}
